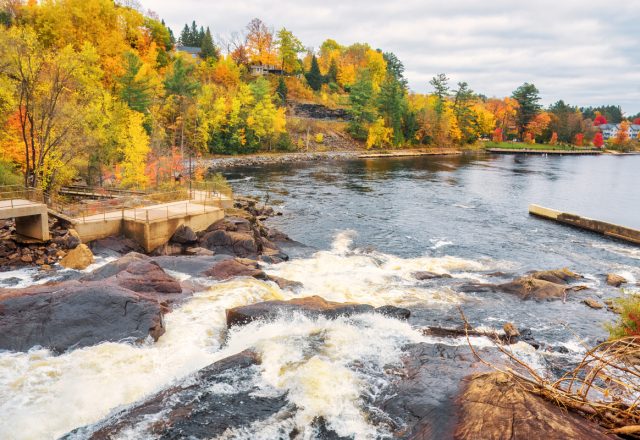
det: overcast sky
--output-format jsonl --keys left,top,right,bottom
{"left": 140, "top": 0, "right": 640, "bottom": 114}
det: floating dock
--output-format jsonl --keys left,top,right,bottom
{"left": 487, "top": 149, "right": 602, "bottom": 155}
{"left": 529, "top": 204, "right": 640, "bottom": 245}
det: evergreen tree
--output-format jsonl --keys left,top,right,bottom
{"left": 305, "top": 55, "right": 323, "bottom": 91}
{"left": 383, "top": 52, "right": 408, "bottom": 89}
{"left": 118, "top": 51, "right": 152, "bottom": 113}
{"left": 200, "top": 27, "right": 218, "bottom": 60}
{"left": 326, "top": 58, "right": 338, "bottom": 84}
{"left": 189, "top": 21, "right": 198, "bottom": 45}
{"left": 378, "top": 73, "right": 406, "bottom": 145}
{"left": 512, "top": 82, "right": 541, "bottom": 139}
{"left": 348, "top": 70, "right": 376, "bottom": 139}
{"left": 429, "top": 73, "right": 449, "bottom": 115}
{"left": 452, "top": 81, "right": 475, "bottom": 143}
{"left": 276, "top": 76, "right": 288, "bottom": 106}
{"left": 179, "top": 24, "right": 190, "bottom": 46}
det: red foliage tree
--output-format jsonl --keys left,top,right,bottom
{"left": 549, "top": 132, "right": 558, "bottom": 145}
{"left": 633, "top": 117, "right": 640, "bottom": 125}
{"left": 574, "top": 133, "right": 584, "bottom": 146}
{"left": 492, "top": 127, "right": 503, "bottom": 142}
{"left": 593, "top": 113, "right": 607, "bottom": 126}
{"left": 593, "top": 132, "right": 604, "bottom": 148}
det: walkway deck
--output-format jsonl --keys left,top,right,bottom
{"left": 0, "top": 199, "right": 49, "bottom": 241}
{"left": 529, "top": 204, "right": 640, "bottom": 245}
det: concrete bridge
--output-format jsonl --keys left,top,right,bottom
{"left": 1, "top": 185, "right": 232, "bottom": 252}
{"left": 0, "top": 198, "right": 50, "bottom": 241}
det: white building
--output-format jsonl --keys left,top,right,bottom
{"left": 598, "top": 123, "right": 640, "bottom": 140}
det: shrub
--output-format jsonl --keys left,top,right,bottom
{"left": 607, "top": 295, "right": 640, "bottom": 339}
{"left": 314, "top": 133, "right": 324, "bottom": 144}
{"left": 0, "top": 160, "right": 22, "bottom": 186}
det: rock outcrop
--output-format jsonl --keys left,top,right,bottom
{"left": 607, "top": 273, "right": 627, "bottom": 287}
{"left": 62, "top": 350, "right": 289, "bottom": 439}
{"left": 454, "top": 372, "right": 613, "bottom": 439}
{"left": 225, "top": 296, "right": 410, "bottom": 328}
{"left": 204, "top": 257, "right": 266, "bottom": 280}
{"left": 0, "top": 282, "right": 165, "bottom": 353}
{"left": 462, "top": 268, "right": 584, "bottom": 301}
{"left": 59, "top": 243, "right": 94, "bottom": 270}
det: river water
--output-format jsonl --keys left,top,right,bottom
{"left": 0, "top": 153, "right": 639, "bottom": 439}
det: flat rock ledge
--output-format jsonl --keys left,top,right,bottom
{"left": 226, "top": 295, "right": 410, "bottom": 328}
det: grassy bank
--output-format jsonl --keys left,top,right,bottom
{"left": 484, "top": 142, "right": 596, "bottom": 151}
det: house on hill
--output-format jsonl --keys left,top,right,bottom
{"left": 176, "top": 46, "right": 201, "bottom": 59}
{"left": 249, "top": 64, "right": 283, "bottom": 76}
{"left": 599, "top": 123, "right": 640, "bottom": 140}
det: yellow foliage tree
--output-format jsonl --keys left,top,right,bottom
{"left": 366, "top": 118, "right": 392, "bottom": 149}
{"left": 119, "top": 110, "right": 150, "bottom": 188}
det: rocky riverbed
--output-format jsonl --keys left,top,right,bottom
{"left": 0, "top": 195, "right": 633, "bottom": 439}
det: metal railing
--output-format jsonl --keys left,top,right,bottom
{"left": 0, "top": 186, "right": 44, "bottom": 207}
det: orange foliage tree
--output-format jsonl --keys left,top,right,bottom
{"left": 574, "top": 133, "right": 584, "bottom": 146}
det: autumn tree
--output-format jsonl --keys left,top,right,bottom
{"left": 593, "top": 132, "right": 604, "bottom": 148}
{"left": 574, "top": 133, "right": 584, "bottom": 146}
{"left": 0, "top": 27, "right": 105, "bottom": 189}
{"left": 276, "top": 27, "right": 303, "bottom": 73}
{"left": 512, "top": 82, "right": 541, "bottom": 140}
{"left": 245, "top": 18, "right": 276, "bottom": 66}
{"left": 593, "top": 111, "right": 607, "bottom": 126}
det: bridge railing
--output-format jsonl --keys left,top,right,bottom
{"left": 0, "top": 186, "right": 44, "bottom": 207}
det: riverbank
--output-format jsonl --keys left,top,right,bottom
{"left": 202, "top": 148, "right": 465, "bottom": 170}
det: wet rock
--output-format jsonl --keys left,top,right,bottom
{"left": 89, "top": 235, "right": 144, "bottom": 255}
{"left": 113, "top": 260, "right": 182, "bottom": 294}
{"left": 200, "top": 229, "right": 258, "bottom": 258}
{"left": 53, "top": 231, "right": 81, "bottom": 250}
{"left": 266, "top": 275, "right": 303, "bottom": 291}
{"left": 374, "top": 305, "right": 411, "bottom": 320}
{"left": 170, "top": 225, "right": 197, "bottom": 244}
{"left": 607, "top": 273, "right": 627, "bottom": 287}
{"left": 62, "top": 350, "right": 289, "bottom": 439}
{"left": 604, "top": 299, "right": 623, "bottom": 314}
{"left": 59, "top": 244, "right": 94, "bottom": 270}
{"left": 184, "top": 246, "right": 214, "bottom": 256}
{"left": 503, "top": 322, "right": 520, "bottom": 338}
{"left": 454, "top": 372, "right": 612, "bottom": 439}
{"left": 150, "top": 242, "right": 184, "bottom": 256}
{"left": 81, "top": 252, "right": 149, "bottom": 281}
{"left": 528, "top": 268, "right": 581, "bottom": 284}
{"left": 152, "top": 255, "right": 231, "bottom": 278}
{"left": 583, "top": 298, "right": 604, "bottom": 309}
{"left": 0, "top": 282, "right": 165, "bottom": 353}
{"left": 226, "top": 296, "right": 376, "bottom": 328}
{"left": 496, "top": 277, "right": 570, "bottom": 300}
{"left": 204, "top": 258, "right": 266, "bottom": 280}
{"left": 413, "top": 271, "right": 452, "bottom": 281}
{"left": 20, "top": 254, "right": 33, "bottom": 263}
{"left": 0, "top": 277, "right": 22, "bottom": 287}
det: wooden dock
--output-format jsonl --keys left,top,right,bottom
{"left": 487, "top": 149, "right": 601, "bottom": 155}
{"left": 529, "top": 204, "right": 640, "bottom": 245}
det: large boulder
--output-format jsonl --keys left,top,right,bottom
{"left": 204, "top": 258, "right": 266, "bottom": 280}
{"left": 113, "top": 260, "right": 182, "bottom": 294}
{"left": 454, "top": 372, "right": 613, "bottom": 439}
{"left": 607, "top": 273, "right": 627, "bottom": 287}
{"left": 62, "top": 350, "right": 289, "bottom": 439}
{"left": 200, "top": 229, "right": 258, "bottom": 258}
{"left": 225, "top": 296, "right": 410, "bottom": 328}
{"left": 463, "top": 269, "right": 583, "bottom": 301}
{"left": 81, "top": 252, "right": 149, "bottom": 281}
{"left": 0, "top": 282, "right": 165, "bottom": 353}
{"left": 170, "top": 225, "right": 197, "bottom": 244}
{"left": 59, "top": 243, "right": 94, "bottom": 270}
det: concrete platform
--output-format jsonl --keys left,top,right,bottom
{"left": 68, "top": 200, "right": 225, "bottom": 252}
{"left": 529, "top": 204, "right": 640, "bottom": 245}
{"left": 0, "top": 199, "right": 50, "bottom": 241}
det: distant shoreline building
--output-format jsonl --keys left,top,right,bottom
{"left": 175, "top": 46, "right": 201, "bottom": 59}
{"left": 249, "top": 64, "right": 284, "bottom": 76}
{"left": 598, "top": 123, "right": 640, "bottom": 140}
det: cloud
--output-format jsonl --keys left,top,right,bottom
{"left": 140, "top": 0, "right": 640, "bottom": 113}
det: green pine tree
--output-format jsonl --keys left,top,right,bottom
{"left": 276, "top": 76, "right": 288, "bottom": 106}
{"left": 348, "top": 70, "right": 376, "bottom": 140}
{"left": 118, "top": 51, "right": 152, "bottom": 113}
{"left": 326, "top": 58, "right": 338, "bottom": 84}
{"left": 200, "top": 27, "right": 218, "bottom": 60}
{"left": 305, "top": 55, "right": 323, "bottom": 91}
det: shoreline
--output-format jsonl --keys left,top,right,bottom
{"left": 201, "top": 149, "right": 464, "bottom": 169}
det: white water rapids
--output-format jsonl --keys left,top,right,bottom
{"left": 0, "top": 232, "right": 588, "bottom": 439}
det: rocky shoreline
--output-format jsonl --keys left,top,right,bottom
{"left": 203, "top": 151, "right": 358, "bottom": 170}
{"left": 0, "top": 196, "right": 630, "bottom": 439}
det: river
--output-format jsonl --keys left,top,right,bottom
{"left": 0, "top": 153, "right": 638, "bottom": 439}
